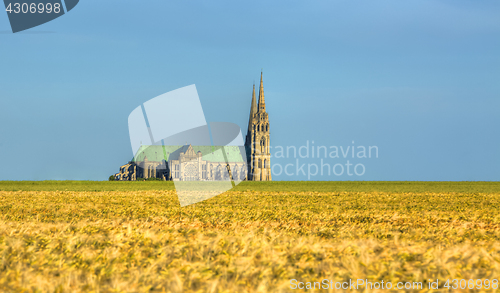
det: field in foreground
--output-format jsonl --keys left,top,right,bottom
{"left": 0, "top": 182, "right": 499, "bottom": 292}
{"left": 2, "top": 180, "right": 500, "bottom": 193}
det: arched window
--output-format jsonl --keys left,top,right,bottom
{"left": 216, "top": 165, "right": 222, "bottom": 180}
{"left": 232, "top": 164, "right": 238, "bottom": 180}
{"left": 240, "top": 165, "right": 247, "bottom": 180}
{"left": 264, "top": 159, "right": 267, "bottom": 168}
{"left": 261, "top": 138, "right": 266, "bottom": 153}
{"left": 266, "top": 124, "right": 269, "bottom": 131}
{"left": 258, "top": 159, "right": 262, "bottom": 168}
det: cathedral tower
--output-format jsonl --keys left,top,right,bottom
{"left": 245, "top": 71, "right": 271, "bottom": 181}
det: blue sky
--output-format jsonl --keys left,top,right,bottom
{"left": 0, "top": 0, "right": 499, "bottom": 181}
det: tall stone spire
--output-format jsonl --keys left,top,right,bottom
{"left": 258, "top": 71, "right": 265, "bottom": 112}
{"left": 247, "top": 83, "right": 257, "bottom": 134}
{"left": 244, "top": 70, "right": 272, "bottom": 182}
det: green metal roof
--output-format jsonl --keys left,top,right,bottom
{"left": 132, "top": 145, "right": 245, "bottom": 163}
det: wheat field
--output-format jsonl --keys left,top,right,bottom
{"left": 0, "top": 183, "right": 499, "bottom": 292}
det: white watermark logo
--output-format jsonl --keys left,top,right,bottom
{"left": 271, "top": 140, "right": 378, "bottom": 179}
{"left": 290, "top": 279, "right": 422, "bottom": 290}
{"left": 290, "top": 278, "right": 499, "bottom": 290}
{"left": 127, "top": 85, "right": 248, "bottom": 207}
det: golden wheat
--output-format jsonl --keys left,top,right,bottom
{"left": 0, "top": 190, "right": 498, "bottom": 292}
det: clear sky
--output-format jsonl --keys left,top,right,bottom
{"left": 0, "top": 0, "right": 499, "bottom": 181}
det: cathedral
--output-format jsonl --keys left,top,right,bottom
{"left": 113, "top": 72, "right": 271, "bottom": 181}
